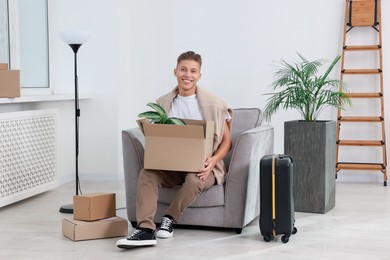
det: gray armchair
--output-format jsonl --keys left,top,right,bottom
{"left": 122, "top": 108, "right": 274, "bottom": 234}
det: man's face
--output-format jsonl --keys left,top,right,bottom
{"left": 174, "top": 59, "right": 201, "bottom": 96}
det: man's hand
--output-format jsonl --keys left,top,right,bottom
{"left": 197, "top": 156, "right": 218, "bottom": 181}
{"left": 196, "top": 120, "right": 231, "bottom": 181}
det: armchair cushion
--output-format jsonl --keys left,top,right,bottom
{"left": 158, "top": 184, "right": 225, "bottom": 207}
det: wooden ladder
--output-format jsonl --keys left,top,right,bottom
{"left": 336, "top": 0, "right": 387, "bottom": 186}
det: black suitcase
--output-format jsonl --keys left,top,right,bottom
{"left": 259, "top": 154, "right": 297, "bottom": 243}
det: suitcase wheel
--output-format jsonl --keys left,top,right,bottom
{"left": 292, "top": 227, "right": 298, "bottom": 234}
{"left": 263, "top": 234, "right": 272, "bottom": 242}
{"left": 281, "top": 235, "right": 290, "bottom": 243}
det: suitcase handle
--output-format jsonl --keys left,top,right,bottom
{"left": 276, "top": 154, "right": 293, "bottom": 163}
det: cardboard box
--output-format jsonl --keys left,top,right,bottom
{"left": 62, "top": 216, "right": 128, "bottom": 241}
{"left": 0, "top": 70, "right": 20, "bottom": 98}
{"left": 138, "top": 119, "right": 215, "bottom": 172}
{"left": 73, "top": 193, "right": 116, "bottom": 221}
{"left": 0, "top": 63, "right": 8, "bottom": 70}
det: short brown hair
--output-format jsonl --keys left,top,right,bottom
{"left": 177, "top": 51, "right": 202, "bottom": 67}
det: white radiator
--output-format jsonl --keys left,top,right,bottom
{"left": 0, "top": 109, "right": 58, "bottom": 207}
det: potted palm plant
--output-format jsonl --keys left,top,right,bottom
{"left": 263, "top": 53, "right": 350, "bottom": 213}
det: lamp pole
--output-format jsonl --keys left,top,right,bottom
{"left": 70, "top": 44, "right": 81, "bottom": 196}
{"left": 59, "top": 31, "right": 91, "bottom": 214}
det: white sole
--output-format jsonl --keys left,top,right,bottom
{"left": 156, "top": 230, "right": 173, "bottom": 239}
{"left": 116, "top": 238, "right": 157, "bottom": 248}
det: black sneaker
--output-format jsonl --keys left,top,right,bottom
{"left": 116, "top": 227, "right": 157, "bottom": 248}
{"left": 156, "top": 216, "right": 174, "bottom": 238}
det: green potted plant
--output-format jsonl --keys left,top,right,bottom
{"left": 263, "top": 53, "right": 350, "bottom": 214}
{"left": 263, "top": 53, "right": 350, "bottom": 122}
{"left": 138, "top": 102, "right": 185, "bottom": 125}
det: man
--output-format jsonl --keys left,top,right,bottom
{"left": 117, "top": 51, "right": 233, "bottom": 248}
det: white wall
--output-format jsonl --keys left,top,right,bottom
{"left": 1, "top": 0, "right": 389, "bottom": 184}
{"left": 48, "top": 0, "right": 127, "bottom": 182}
{"left": 122, "top": 0, "right": 390, "bottom": 183}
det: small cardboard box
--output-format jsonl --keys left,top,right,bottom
{"left": 138, "top": 119, "right": 215, "bottom": 172}
{"left": 0, "top": 70, "right": 20, "bottom": 98}
{"left": 73, "top": 193, "right": 116, "bottom": 221}
{"left": 62, "top": 216, "right": 128, "bottom": 241}
{"left": 0, "top": 63, "right": 8, "bottom": 70}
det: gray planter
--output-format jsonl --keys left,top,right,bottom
{"left": 284, "top": 120, "right": 336, "bottom": 214}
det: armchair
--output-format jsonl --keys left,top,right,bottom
{"left": 122, "top": 108, "right": 274, "bottom": 234}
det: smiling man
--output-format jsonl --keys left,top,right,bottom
{"left": 116, "top": 51, "right": 233, "bottom": 248}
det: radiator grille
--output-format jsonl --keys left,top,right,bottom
{"left": 0, "top": 109, "right": 57, "bottom": 207}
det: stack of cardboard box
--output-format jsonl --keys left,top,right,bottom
{"left": 62, "top": 193, "right": 128, "bottom": 241}
{"left": 0, "top": 63, "right": 20, "bottom": 98}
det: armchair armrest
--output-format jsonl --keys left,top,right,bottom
{"left": 223, "top": 124, "right": 274, "bottom": 227}
{"left": 122, "top": 128, "right": 145, "bottom": 221}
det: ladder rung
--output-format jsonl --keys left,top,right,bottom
{"left": 346, "top": 92, "right": 382, "bottom": 98}
{"left": 342, "top": 69, "right": 382, "bottom": 74}
{"left": 338, "top": 116, "right": 383, "bottom": 122}
{"left": 344, "top": 45, "right": 381, "bottom": 51}
{"left": 337, "top": 163, "right": 385, "bottom": 171}
{"left": 338, "top": 140, "right": 384, "bottom": 146}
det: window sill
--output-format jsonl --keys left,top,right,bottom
{"left": 0, "top": 93, "right": 91, "bottom": 104}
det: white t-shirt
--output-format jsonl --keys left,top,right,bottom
{"left": 169, "top": 94, "right": 232, "bottom": 121}
{"left": 169, "top": 94, "right": 203, "bottom": 120}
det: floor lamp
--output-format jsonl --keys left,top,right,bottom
{"left": 59, "top": 30, "right": 92, "bottom": 214}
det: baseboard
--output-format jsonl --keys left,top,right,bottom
{"left": 58, "top": 173, "right": 124, "bottom": 185}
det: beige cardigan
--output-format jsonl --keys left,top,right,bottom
{"left": 156, "top": 86, "right": 233, "bottom": 185}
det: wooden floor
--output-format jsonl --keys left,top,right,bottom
{"left": 0, "top": 180, "right": 389, "bottom": 259}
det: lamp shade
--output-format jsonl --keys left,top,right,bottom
{"left": 60, "top": 30, "right": 92, "bottom": 45}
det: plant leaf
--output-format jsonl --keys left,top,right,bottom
{"left": 167, "top": 117, "right": 186, "bottom": 125}
{"left": 147, "top": 102, "right": 166, "bottom": 117}
{"left": 138, "top": 111, "right": 161, "bottom": 120}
